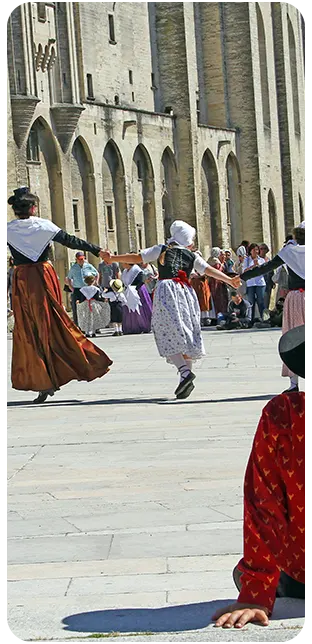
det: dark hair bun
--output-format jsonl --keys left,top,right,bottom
{"left": 8, "top": 195, "right": 16, "bottom": 205}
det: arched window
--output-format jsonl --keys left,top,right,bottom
{"left": 256, "top": 4, "right": 271, "bottom": 129}
{"left": 299, "top": 193, "right": 304, "bottom": 221}
{"left": 287, "top": 15, "right": 300, "bottom": 135}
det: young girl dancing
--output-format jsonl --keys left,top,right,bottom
{"left": 101, "top": 220, "right": 240, "bottom": 399}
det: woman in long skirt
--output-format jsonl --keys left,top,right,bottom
{"left": 121, "top": 264, "right": 152, "bottom": 334}
{"left": 101, "top": 221, "right": 240, "bottom": 399}
{"left": 240, "top": 223, "right": 305, "bottom": 392}
{"left": 7, "top": 187, "right": 112, "bottom": 403}
{"left": 207, "top": 248, "right": 229, "bottom": 321}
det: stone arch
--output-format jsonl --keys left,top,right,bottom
{"left": 299, "top": 193, "right": 304, "bottom": 222}
{"left": 102, "top": 140, "right": 128, "bottom": 252}
{"left": 268, "top": 189, "right": 278, "bottom": 255}
{"left": 161, "top": 146, "right": 178, "bottom": 239}
{"left": 225, "top": 152, "right": 243, "bottom": 250}
{"left": 26, "top": 117, "right": 67, "bottom": 288}
{"left": 71, "top": 136, "right": 99, "bottom": 262}
{"left": 132, "top": 144, "right": 157, "bottom": 249}
{"left": 287, "top": 15, "right": 300, "bottom": 134}
{"left": 201, "top": 149, "right": 221, "bottom": 250}
{"left": 256, "top": 4, "right": 271, "bottom": 128}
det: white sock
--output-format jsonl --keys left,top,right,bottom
{"left": 169, "top": 353, "right": 191, "bottom": 381}
{"left": 290, "top": 375, "right": 298, "bottom": 389}
{"left": 118, "top": 324, "right": 122, "bottom": 332}
{"left": 185, "top": 359, "right": 193, "bottom": 373}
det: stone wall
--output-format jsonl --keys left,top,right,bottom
{"left": 7, "top": 2, "right": 305, "bottom": 286}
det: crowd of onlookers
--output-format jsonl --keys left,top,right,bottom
{"left": 7, "top": 238, "right": 290, "bottom": 336}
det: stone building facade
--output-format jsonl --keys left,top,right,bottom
{"left": 7, "top": 2, "right": 305, "bottom": 289}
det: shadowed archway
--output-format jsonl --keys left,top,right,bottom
{"left": 201, "top": 149, "right": 221, "bottom": 250}
{"left": 71, "top": 137, "right": 99, "bottom": 263}
{"left": 225, "top": 152, "right": 242, "bottom": 250}
{"left": 161, "top": 147, "right": 178, "bottom": 240}
{"left": 268, "top": 189, "right": 278, "bottom": 255}
{"left": 103, "top": 140, "right": 128, "bottom": 252}
{"left": 26, "top": 117, "right": 67, "bottom": 287}
{"left": 132, "top": 144, "right": 157, "bottom": 250}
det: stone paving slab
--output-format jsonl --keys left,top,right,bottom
{"left": 23, "top": 627, "right": 303, "bottom": 644}
{"left": 7, "top": 329, "right": 304, "bottom": 641}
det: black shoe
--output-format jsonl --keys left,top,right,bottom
{"left": 175, "top": 371, "right": 196, "bottom": 397}
{"left": 33, "top": 389, "right": 55, "bottom": 404}
{"left": 176, "top": 382, "right": 195, "bottom": 399}
{"left": 118, "top": 331, "right": 123, "bottom": 336}
{"left": 112, "top": 331, "right": 119, "bottom": 336}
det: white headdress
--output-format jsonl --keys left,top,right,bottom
{"left": 298, "top": 221, "right": 305, "bottom": 229}
{"left": 236, "top": 245, "right": 247, "bottom": 257}
{"left": 167, "top": 220, "right": 196, "bottom": 247}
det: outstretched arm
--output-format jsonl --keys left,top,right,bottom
{"left": 54, "top": 230, "right": 101, "bottom": 257}
{"left": 204, "top": 264, "right": 241, "bottom": 288}
{"left": 100, "top": 250, "right": 142, "bottom": 264}
{"left": 241, "top": 255, "right": 283, "bottom": 281}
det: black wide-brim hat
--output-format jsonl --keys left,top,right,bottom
{"left": 278, "top": 325, "right": 305, "bottom": 378}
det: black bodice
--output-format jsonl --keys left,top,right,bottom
{"left": 157, "top": 246, "right": 196, "bottom": 279}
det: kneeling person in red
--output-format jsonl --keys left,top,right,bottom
{"left": 213, "top": 325, "right": 305, "bottom": 628}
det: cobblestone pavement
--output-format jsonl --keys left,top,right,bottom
{"left": 7, "top": 328, "right": 305, "bottom": 641}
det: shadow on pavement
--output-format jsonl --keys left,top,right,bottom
{"left": 7, "top": 394, "right": 275, "bottom": 408}
{"left": 62, "top": 598, "right": 304, "bottom": 634}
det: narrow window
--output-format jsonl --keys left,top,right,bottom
{"left": 37, "top": 3, "right": 47, "bottom": 22}
{"left": 137, "top": 159, "right": 142, "bottom": 180}
{"left": 87, "top": 74, "right": 94, "bottom": 99}
{"left": 26, "top": 128, "right": 40, "bottom": 162}
{"left": 106, "top": 204, "right": 114, "bottom": 230}
{"left": 63, "top": 72, "right": 67, "bottom": 86}
{"left": 114, "top": 94, "right": 120, "bottom": 105}
{"left": 17, "top": 69, "right": 21, "bottom": 92}
{"left": 108, "top": 14, "right": 116, "bottom": 43}
{"left": 73, "top": 201, "right": 79, "bottom": 231}
{"left": 129, "top": 70, "right": 133, "bottom": 85}
{"left": 94, "top": 123, "right": 97, "bottom": 135}
{"left": 151, "top": 72, "right": 156, "bottom": 89}
{"left": 138, "top": 227, "right": 143, "bottom": 250}
{"left": 132, "top": 91, "right": 135, "bottom": 102}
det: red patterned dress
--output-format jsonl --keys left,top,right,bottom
{"left": 237, "top": 392, "right": 305, "bottom": 613}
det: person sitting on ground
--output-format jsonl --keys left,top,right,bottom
{"left": 254, "top": 297, "right": 285, "bottom": 329}
{"left": 217, "top": 290, "right": 252, "bottom": 330}
{"left": 213, "top": 325, "right": 305, "bottom": 629}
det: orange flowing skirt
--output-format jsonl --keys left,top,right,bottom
{"left": 190, "top": 275, "right": 211, "bottom": 311}
{"left": 11, "top": 261, "right": 112, "bottom": 392}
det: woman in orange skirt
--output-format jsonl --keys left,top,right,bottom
{"left": 190, "top": 271, "right": 211, "bottom": 327}
{"left": 7, "top": 187, "right": 112, "bottom": 403}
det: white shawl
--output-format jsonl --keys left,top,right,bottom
{"left": 7, "top": 216, "right": 60, "bottom": 261}
{"left": 277, "top": 243, "right": 305, "bottom": 280}
{"left": 122, "top": 265, "right": 142, "bottom": 313}
{"left": 80, "top": 286, "right": 99, "bottom": 300}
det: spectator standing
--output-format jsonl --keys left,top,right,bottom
{"left": 98, "top": 258, "right": 121, "bottom": 290}
{"left": 259, "top": 243, "right": 275, "bottom": 309}
{"left": 76, "top": 274, "right": 110, "bottom": 338}
{"left": 65, "top": 251, "right": 98, "bottom": 326}
{"left": 224, "top": 249, "right": 235, "bottom": 274}
{"left": 207, "top": 247, "right": 229, "bottom": 321}
{"left": 242, "top": 243, "right": 266, "bottom": 323}
{"left": 121, "top": 263, "right": 153, "bottom": 334}
{"left": 141, "top": 261, "right": 158, "bottom": 298}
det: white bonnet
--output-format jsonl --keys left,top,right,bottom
{"left": 168, "top": 220, "right": 196, "bottom": 247}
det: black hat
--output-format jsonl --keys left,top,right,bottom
{"left": 278, "top": 325, "right": 305, "bottom": 378}
{"left": 14, "top": 186, "right": 30, "bottom": 198}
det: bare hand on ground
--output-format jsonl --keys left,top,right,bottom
{"left": 212, "top": 602, "right": 269, "bottom": 628}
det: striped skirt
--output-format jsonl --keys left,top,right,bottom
{"left": 281, "top": 290, "right": 305, "bottom": 377}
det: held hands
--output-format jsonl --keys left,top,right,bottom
{"left": 212, "top": 602, "right": 269, "bottom": 629}
{"left": 99, "top": 249, "right": 113, "bottom": 264}
{"left": 230, "top": 275, "right": 242, "bottom": 289}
